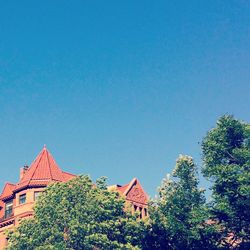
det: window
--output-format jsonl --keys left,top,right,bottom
{"left": 144, "top": 208, "right": 148, "bottom": 217}
{"left": 134, "top": 205, "right": 137, "bottom": 212}
{"left": 34, "top": 191, "right": 42, "bottom": 201}
{"left": 19, "top": 194, "right": 26, "bottom": 204}
{"left": 139, "top": 207, "right": 142, "bottom": 219}
{"left": 5, "top": 200, "right": 13, "bottom": 219}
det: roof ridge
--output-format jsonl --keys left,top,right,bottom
{"left": 4, "top": 182, "right": 15, "bottom": 186}
{"left": 124, "top": 178, "right": 137, "bottom": 196}
{"left": 28, "top": 149, "right": 44, "bottom": 184}
{"left": 45, "top": 148, "right": 53, "bottom": 180}
{"left": 62, "top": 170, "right": 75, "bottom": 175}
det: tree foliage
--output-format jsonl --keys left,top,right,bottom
{"left": 6, "top": 175, "right": 144, "bottom": 250}
{"left": 5, "top": 115, "right": 250, "bottom": 249}
{"left": 202, "top": 115, "right": 250, "bottom": 248}
{"left": 143, "top": 155, "right": 220, "bottom": 250}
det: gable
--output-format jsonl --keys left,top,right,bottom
{"left": 0, "top": 183, "right": 15, "bottom": 200}
{"left": 125, "top": 179, "right": 148, "bottom": 205}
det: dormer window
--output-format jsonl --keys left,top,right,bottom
{"left": 5, "top": 200, "right": 13, "bottom": 219}
{"left": 19, "top": 194, "right": 26, "bottom": 205}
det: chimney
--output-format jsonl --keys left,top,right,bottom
{"left": 20, "top": 165, "right": 29, "bottom": 180}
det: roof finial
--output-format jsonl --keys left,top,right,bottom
{"left": 44, "top": 144, "right": 46, "bottom": 149}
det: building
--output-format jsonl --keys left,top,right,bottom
{"left": 0, "top": 147, "right": 148, "bottom": 249}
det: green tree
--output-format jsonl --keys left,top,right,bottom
{"left": 202, "top": 115, "right": 250, "bottom": 248}
{"left": 144, "top": 155, "right": 219, "bottom": 250}
{"left": 6, "top": 175, "right": 144, "bottom": 250}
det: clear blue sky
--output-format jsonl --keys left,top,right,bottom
{"left": 0, "top": 1, "right": 249, "bottom": 197}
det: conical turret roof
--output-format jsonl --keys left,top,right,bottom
{"left": 15, "top": 146, "right": 75, "bottom": 191}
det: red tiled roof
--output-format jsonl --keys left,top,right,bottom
{"left": 62, "top": 171, "right": 76, "bottom": 181}
{"left": 0, "top": 183, "right": 15, "bottom": 200}
{"left": 0, "top": 200, "right": 3, "bottom": 207}
{"left": 117, "top": 183, "right": 129, "bottom": 194}
{"left": 15, "top": 147, "right": 76, "bottom": 191}
{"left": 115, "top": 178, "right": 148, "bottom": 205}
{"left": 116, "top": 178, "right": 139, "bottom": 196}
{"left": 0, "top": 199, "right": 4, "bottom": 218}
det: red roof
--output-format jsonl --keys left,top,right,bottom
{"left": 0, "top": 200, "right": 4, "bottom": 218}
{"left": 62, "top": 171, "right": 76, "bottom": 181}
{"left": 0, "top": 183, "right": 15, "bottom": 200}
{"left": 117, "top": 183, "right": 129, "bottom": 194}
{"left": 15, "top": 147, "right": 76, "bottom": 191}
{"left": 115, "top": 178, "right": 148, "bottom": 205}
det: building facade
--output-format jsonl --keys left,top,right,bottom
{"left": 0, "top": 147, "right": 148, "bottom": 249}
